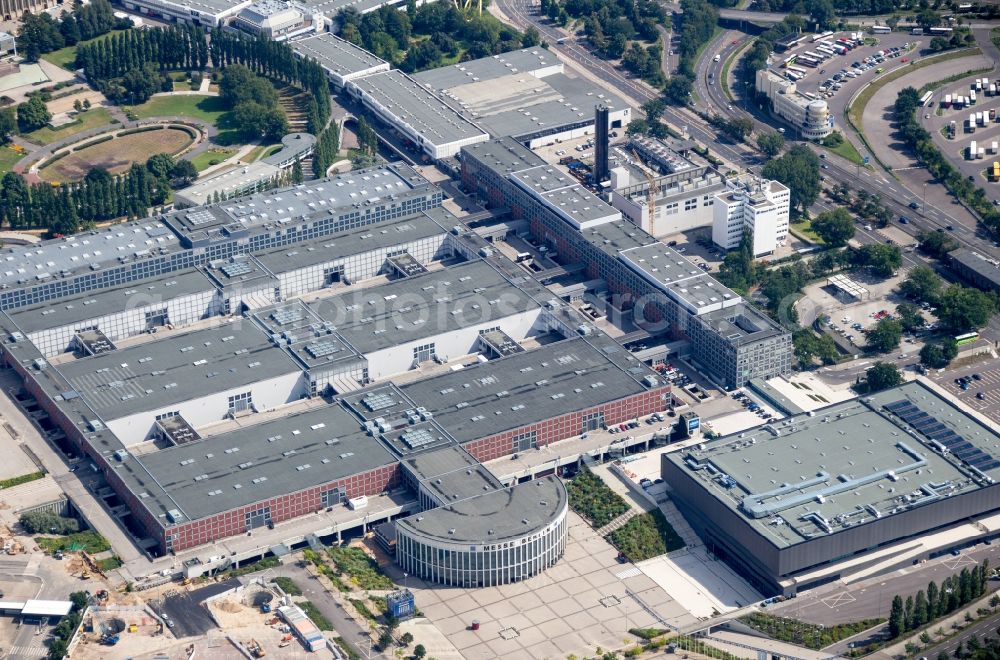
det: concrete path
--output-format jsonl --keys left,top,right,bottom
{"left": 196, "top": 141, "right": 262, "bottom": 179}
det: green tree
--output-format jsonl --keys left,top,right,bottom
{"left": 927, "top": 581, "right": 939, "bottom": 620}
{"left": 0, "top": 108, "right": 16, "bottom": 143}
{"left": 400, "top": 632, "right": 414, "bottom": 645}
{"left": 889, "top": 594, "right": 906, "bottom": 638}
{"left": 811, "top": 207, "right": 855, "bottom": 247}
{"left": 145, "top": 153, "right": 176, "bottom": 180}
{"left": 866, "top": 318, "right": 902, "bottom": 353}
{"left": 913, "top": 590, "right": 929, "bottom": 629}
{"left": 170, "top": 159, "right": 198, "bottom": 187}
{"left": 16, "top": 96, "right": 51, "bottom": 132}
{"left": 379, "top": 630, "right": 393, "bottom": 650}
{"left": 854, "top": 243, "right": 901, "bottom": 278}
{"left": 917, "top": 231, "right": 958, "bottom": 259}
{"left": 866, "top": 362, "right": 903, "bottom": 392}
{"left": 895, "top": 302, "right": 924, "bottom": 332}
{"left": 664, "top": 75, "right": 693, "bottom": 105}
{"left": 219, "top": 63, "right": 279, "bottom": 108}
{"left": 935, "top": 285, "right": 998, "bottom": 332}
{"left": 414, "top": 644, "right": 427, "bottom": 659}
{"left": 762, "top": 145, "right": 820, "bottom": 214}
{"left": 757, "top": 131, "right": 785, "bottom": 158}
{"left": 899, "top": 266, "right": 943, "bottom": 304}
{"left": 291, "top": 158, "right": 304, "bottom": 185}
{"left": 19, "top": 511, "right": 79, "bottom": 534}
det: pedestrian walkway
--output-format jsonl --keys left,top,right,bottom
{"left": 596, "top": 507, "right": 641, "bottom": 536}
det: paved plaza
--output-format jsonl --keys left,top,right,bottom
{"left": 401, "top": 512, "right": 700, "bottom": 659}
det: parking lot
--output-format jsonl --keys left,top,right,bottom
{"left": 777, "top": 32, "right": 917, "bottom": 103}
{"left": 922, "top": 76, "right": 1000, "bottom": 184}
{"left": 929, "top": 355, "right": 1000, "bottom": 426}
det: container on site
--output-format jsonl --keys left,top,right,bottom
{"left": 978, "top": 147, "right": 985, "bottom": 159}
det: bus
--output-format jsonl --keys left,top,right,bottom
{"left": 929, "top": 27, "right": 953, "bottom": 35}
{"left": 955, "top": 332, "right": 979, "bottom": 346}
{"left": 804, "top": 50, "right": 825, "bottom": 61}
{"left": 782, "top": 55, "right": 797, "bottom": 67}
{"left": 920, "top": 91, "right": 934, "bottom": 107}
{"left": 798, "top": 57, "right": 819, "bottom": 68}
{"left": 785, "top": 70, "right": 804, "bottom": 81}
{"left": 787, "top": 65, "right": 807, "bottom": 75}
{"left": 872, "top": 25, "right": 891, "bottom": 34}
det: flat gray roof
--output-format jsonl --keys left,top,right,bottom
{"left": 413, "top": 49, "right": 629, "bottom": 140}
{"left": 203, "top": 254, "right": 275, "bottom": 289}
{"left": 950, "top": 248, "right": 1000, "bottom": 289}
{"left": 401, "top": 443, "right": 502, "bottom": 505}
{"left": 463, "top": 137, "right": 546, "bottom": 176}
{"left": 308, "top": 259, "right": 540, "bottom": 354}
{"left": 138, "top": 403, "right": 396, "bottom": 521}
{"left": 666, "top": 381, "right": 1000, "bottom": 549}
{"left": 9, "top": 268, "right": 214, "bottom": 334}
{"left": 298, "top": 0, "right": 398, "bottom": 18}
{"left": 412, "top": 48, "right": 560, "bottom": 89}
{"left": 254, "top": 209, "right": 448, "bottom": 275}
{"left": 696, "top": 303, "right": 786, "bottom": 345}
{"left": 580, "top": 219, "right": 657, "bottom": 258}
{"left": 291, "top": 32, "right": 388, "bottom": 80}
{"left": 402, "top": 336, "right": 658, "bottom": 443}
{"left": 0, "top": 221, "right": 182, "bottom": 290}
{"left": 56, "top": 323, "right": 300, "bottom": 420}
{"left": 350, "top": 70, "right": 489, "bottom": 147}
{"left": 162, "top": 164, "right": 430, "bottom": 245}
{"left": 395, "top": 475, "right": 565, "bottom": 543}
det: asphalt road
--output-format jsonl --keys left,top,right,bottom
{"left": 922, "top": 610, "right": 1000, "bottom": 658}
{"left": 769, "top": 543, "right": 1000, "bottom": 627}
{"left": 270, "top": 562, "right": 390, "bottom": 660}
{"left": 155, "top": 579, "right": 241, "bottom": 638}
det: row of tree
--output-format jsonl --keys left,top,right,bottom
{"left": 76, "top": 27, "right": 331, "bottom": 133}
{"left": 0, "top": 165, "right": 156, "bottom": 235}
{"left": 340, "top": 2, "right": 530, "bottom": 72}
{"left": 219, "top": 64, "right": 288, "bottom": 141}
{"left": 17, "top": 0, "right": 127, "bottom": 62}
{"left": 888, "top": 561, "right": 992, "bottom": 639}
{"left": 46, "top": 592, "right": 89, "bottom": 660}
{"left": 311, "top": 119, "right": 342, "bottom": 179}
{"left": 898, "top": 265, "right": 999, "bottom": 333}
{"left": 895, "top": 86, "right": 1000, "bottom": 237}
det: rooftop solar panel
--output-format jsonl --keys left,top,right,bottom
{"left": 977, "top": 459, "right": 1000, "bottom": 471}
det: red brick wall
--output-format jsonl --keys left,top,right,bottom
{"left": 165, "top": 464, "right": 402, "bottom": 552}
{"left": 464, "top": 386, "right": 670, "bottom": 462}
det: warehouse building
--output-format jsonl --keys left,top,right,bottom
{"left": 290, "top": 32, "right": 390, "bottom": 88}
{"left": 460, "top": 137, "right": 792, "bottom": 389}
{"left": 346, "top": 69, "right": 490, "bottom": 159}
{"left": 119, "top": 0, "right": 251, "bottom": 28}
{"left": 661, "top": 381, "right": 1000, "bottom": 595}
{"left": 412, "top": 48, "right": 631, "bottom": 148}
{"left": 0, "top": 168, "right": 667, "bottom": 564}
{"left": 949, "top": 248, "right": 1000, "bottom": 294}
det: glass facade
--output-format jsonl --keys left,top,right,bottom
{"left": 395, "top": 503, "right": 568, "bottom": 587}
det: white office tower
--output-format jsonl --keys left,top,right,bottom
{"left": 712, "top": 177, "right": 790, "bottom": 256}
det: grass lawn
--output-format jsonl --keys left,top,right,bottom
{"left": 847, "top": 48, "right": 982, "bottom": 132}
{"left": 189, "top": 147, "right": 237, "bottom": 172}
{"left": 240, "top": 142, "right": 279, "bottom": 163}
{"left": 606, "top": 510, "right": 685, "bottom": 563}
{"left": 0, "top": 145, "right": 22, "bottom": 176}
{"left": 36, "top": 530, "right": 111, "bottom": 554}
{"left": 23, "top": 108, "right": 114, "bottom": 146}
{"left": 95, "top": 556, "right": 122, "bottom": 571}
{"left": 128, "top": 95, "right": 228, "bottom": 125}
{"left": 790, "top": 218, "right": 825, "bottom": 244}
{"left": 819, "top": 136, "right": 865, "bottom": 166}
{"left": 42, "top": 30, "right": 126, "bottom": 71}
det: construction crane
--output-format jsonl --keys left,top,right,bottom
{"left": 632, "top": 149, "right": 659, "bottom": 225}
